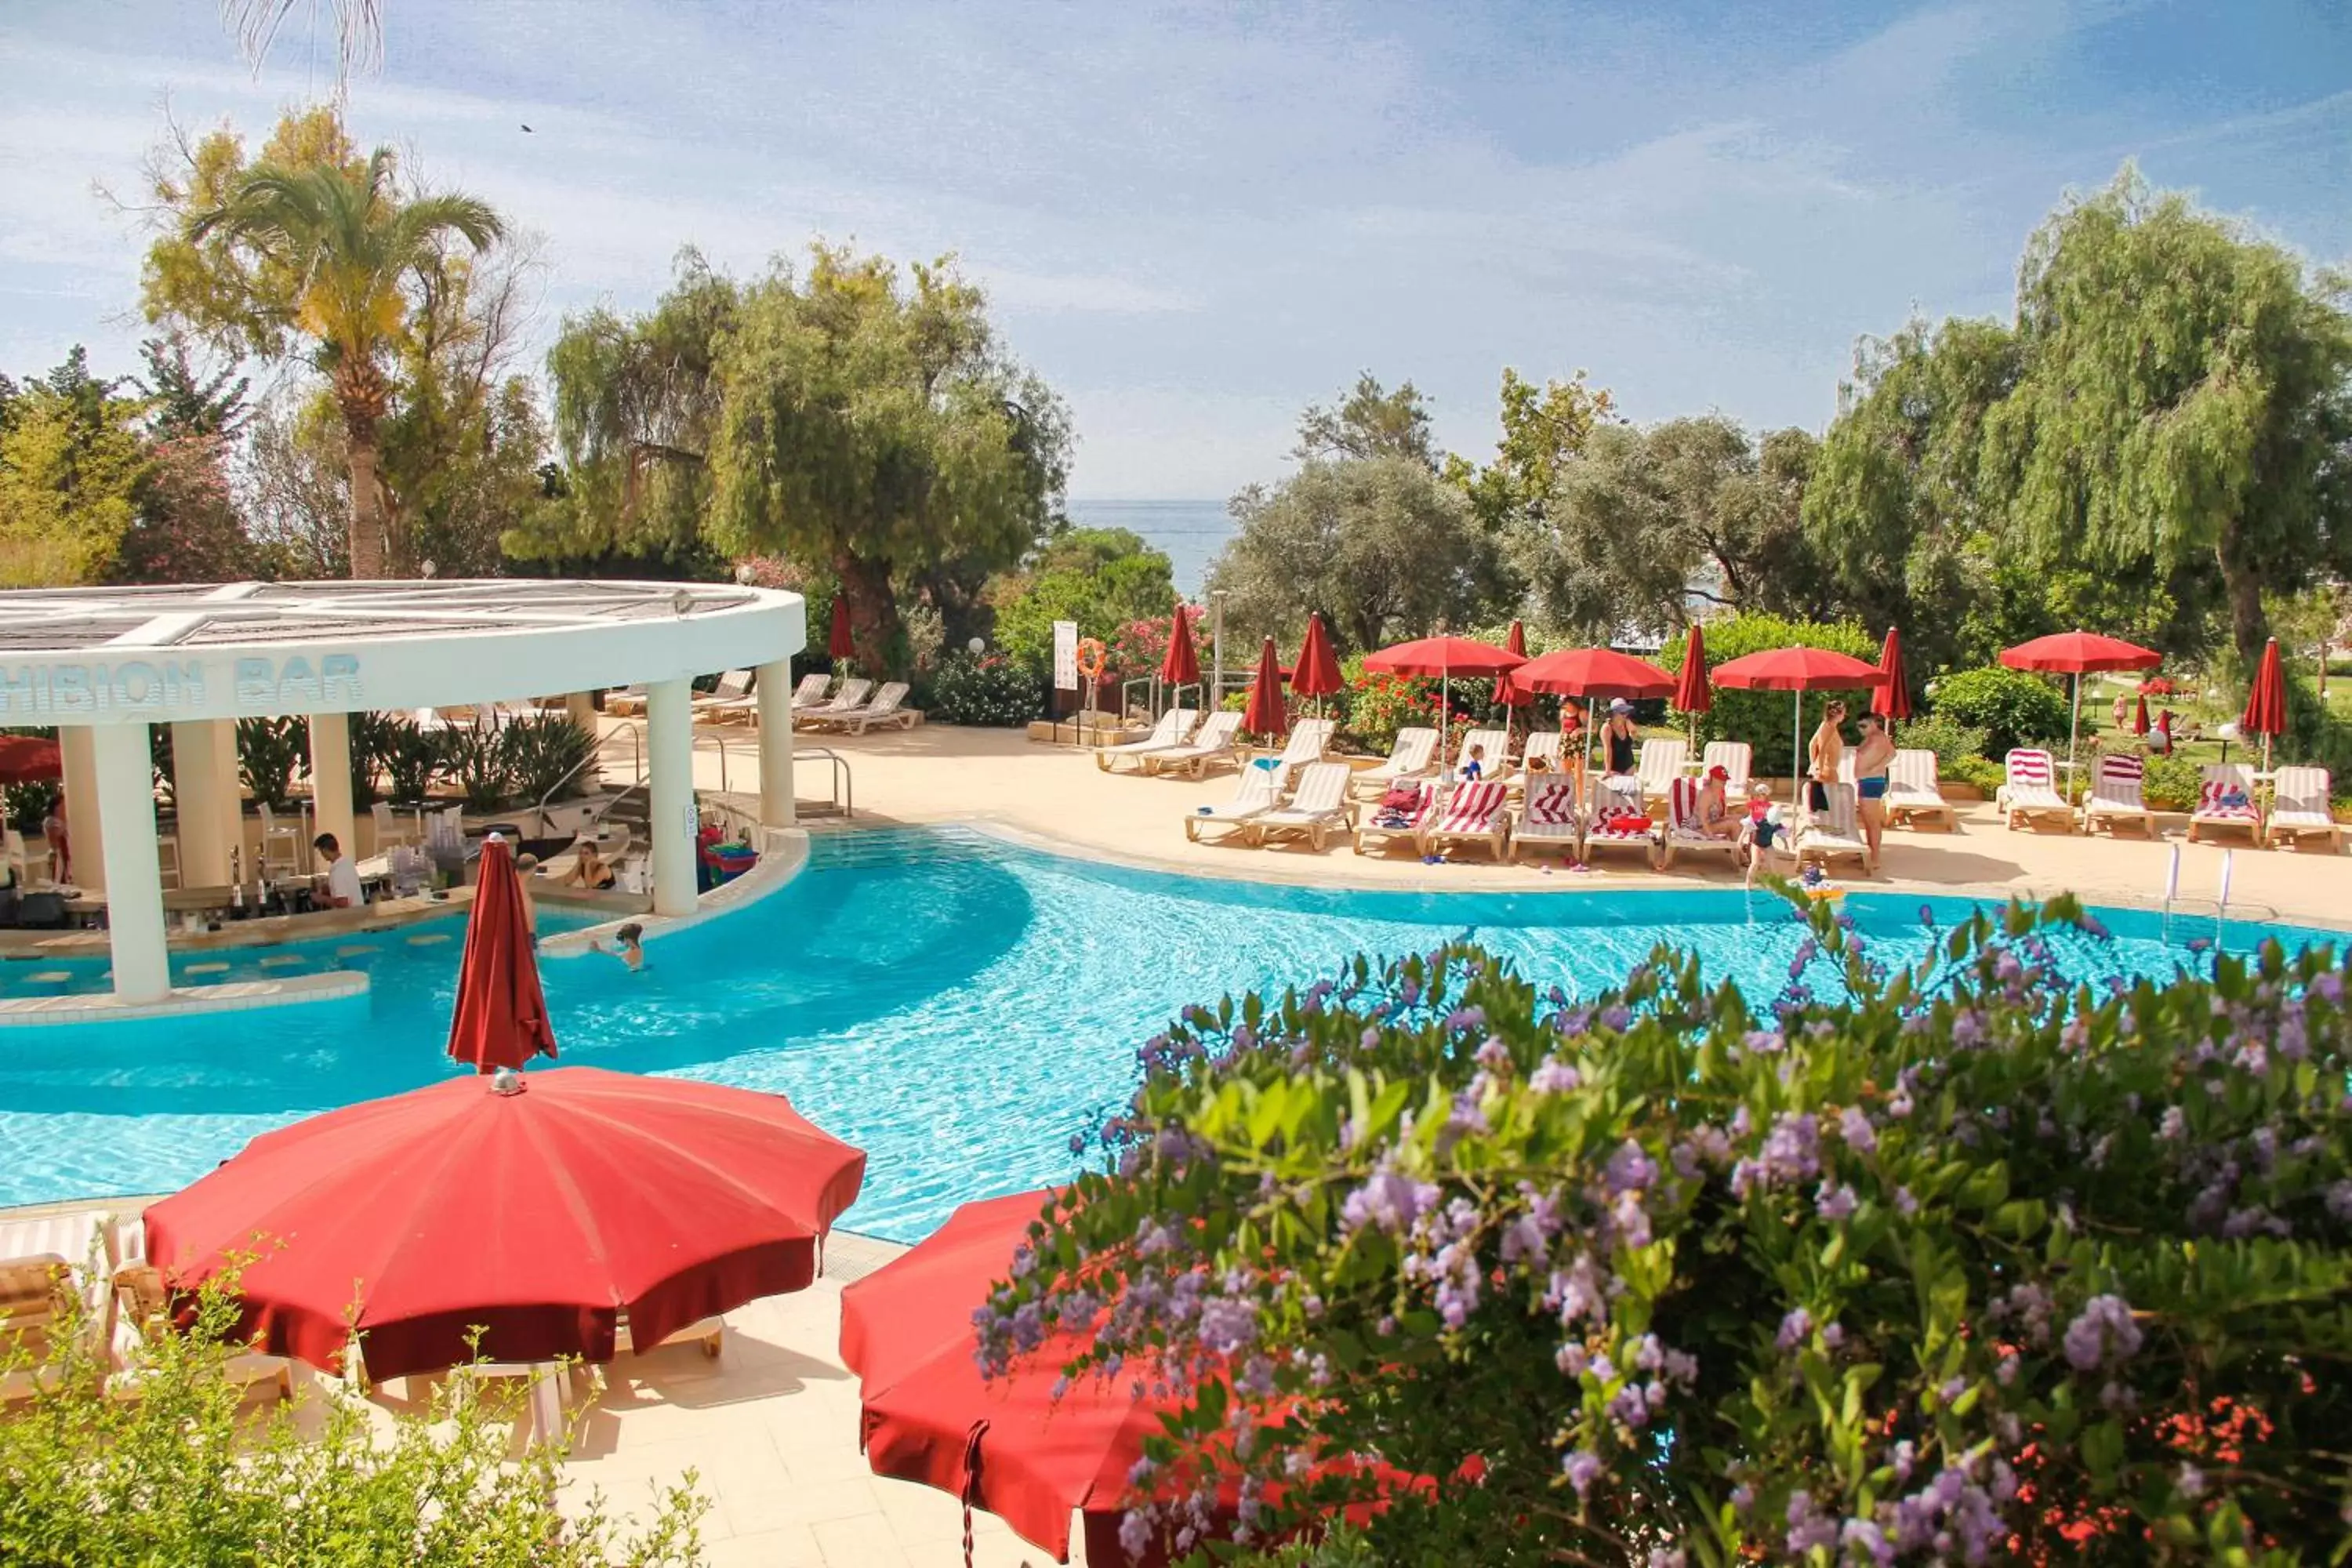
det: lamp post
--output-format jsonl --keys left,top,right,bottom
{"left": 1210, "top": 590, "right": 1227, "bottom": 709}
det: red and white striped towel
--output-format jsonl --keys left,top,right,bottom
{"left": 2006, "top": 750, "right": 2055, "bottom": 789}
{"left": 1525, "top": 780, "right": 1579, "bottom": 826}
{"left": 1431, "top": 781, "right": 1507, "bottom": 833}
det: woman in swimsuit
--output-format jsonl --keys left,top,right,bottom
{"left": 1602, "top": 699, "right": 1639, "bottom": 777}
{"left": 1851, "top": 711, "right": 1896, "bottom": 873}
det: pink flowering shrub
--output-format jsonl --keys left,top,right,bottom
{"left": 979, "top": 898, "right": 2352, "bottom": 1565}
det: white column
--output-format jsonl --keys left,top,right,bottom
{"left": 58, "top": 724, "right": 104, "bottom": 893}
{"left": 566, "top": 691, "right": 599, "bottom": 736}
{"left": 307, "top": 713, "right": 355, "bottom": 864}
{"left": 217, "top": 723, "right": 247, "bottom": 882}
{"left": 169, "top": 720, "right": 239, "bottom": 887}
{"left": 646, "top": 678, "right": 697, "bottom": 917}
{"left": 92, "top": 723, "right": 170, "bottom": 1002}
{"left": 756, "top": 659, "right": 797, "bottom": 827}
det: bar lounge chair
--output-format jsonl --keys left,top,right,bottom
{"left": 792, "top": 678, "right": 872, "bottom": 731}
{"left": 2267, "top": 767, "right": 2342, "bottom": 852}
{"left": 1349, "top": 727, "right": 1439, "bottom": 800}
{"left": 1354, "top": 781, "right": 1436, "bottom": 856}
{"left": 2187, "top": 764, "right": 2263, "bottom": 844}
{"left": 1250, "top": 762, "right": 1356, "bottom": 852}
{"left": 2081, "top": 754, "right": 2156, "bottom": 838}
{"left": 1511, "top": 778, "right": 1583, "bottom": 863}
{"left": 1998, "top": 749, "right": 2072, "bottom": 832}
{"left": 1797, "top": 782, "right": 1873, "bottom": 873}
{"left": 1261, "top": 718, "right": 1335, "bottom": 791}
{"left": 1635, "top": 739, "right": 1687, "bottom": 809}
{"left": 1151, "top": 711, "right": 1244, "bottom": 779}
{"left": 1184, "top": 764, "right": 1281, "bottom": 844}
{"left": 1700, "top": 741, "right": 1751, "bottom": 797}
{"left": 1657, "top": 776, "right": 1744, "bottom": 870}
{"left": 1885, "top": 749, "right": 1955, "bottom": 830}
{"left": 1098, "top": 709, "right": 1198, "bottom": 774}
{"left": 1420, "top": 780, "right": 1511, "bottom": 862}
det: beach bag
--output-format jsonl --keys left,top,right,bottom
{"left": 1379, "top": 784, "right": 1421, "bottom": 814}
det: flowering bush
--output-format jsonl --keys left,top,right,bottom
{"left": 1660, "top": 615, "right": 1878, "bottom": 779}
{"left": 982, "top": 898, "right": 2352, "bottom": 1565}
{"left": 1339, "top": 663, "right": 1479, "bottom": 756}
{"left": 921, "top": 651, "right": 1042, "bottom": 727}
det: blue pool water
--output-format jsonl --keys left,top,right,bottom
{"left": 0, "top": 826, "right": 2339, "bottom": 1240}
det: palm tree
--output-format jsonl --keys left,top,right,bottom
{"left": 221, "top": 1, "right": 383, "bottom": 95}
{"left": 192, "top": 149, "right": 499, "bottom": 577}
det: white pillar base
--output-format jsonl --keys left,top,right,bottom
{"left": 646, "top": 678, "right": 697, "bottom": 918}
{"left": 756, "top": 659, "right": 797, "bottom": 827}
{"left": 91, "top": 723, "right": 170, "bottom": 1002}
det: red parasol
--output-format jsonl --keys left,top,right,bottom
{"left": 1671, "top": 624, "right": 1711, "bottom": 720}
{"left": 2241, "top": 637, "right": 2288, "bottom": 774}
{"left": 143, "top": 1069, "right": 864, "bottom": 1381}
{"left": 1712, "top": 646, "right": 1885, "bottom": 797}
{"left": 0, "top": 733, "right": 62, "bottom": 786}
{"left": 829, "top": 597, "right": 855, "bottom": 661}
{"left": 1502, "top": 648, "right": 1673, "bottom": 702}
{"left": 2000, "top": 631, "right": 2161, "bottom": 800}
{"left": 1241, "top": 637, "right": 1288, "bottom": 739}
{"left": 1363, "top": 635, "right": 1523, "bottom": 767}
{"left": 1159, "top": 605, "right": 1200, "bottom": 691}
{"left": 445, "top": 836, "right": 555, "bottom": 1073}
{"left": 1493, "top": 620, "right": 1533, "bottom": 712}
{"left": 1875, "top": 626, "right": 1914, "bottom": 724}
{"left": 2133, "top": 695, "right": 2151, "bottom": 737}
{"left": 1291, "top": 613, "right": 1344, "bottom": 708}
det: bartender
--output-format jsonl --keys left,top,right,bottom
{"left": 310, "top": 833, "right": 365, "bottom": 909}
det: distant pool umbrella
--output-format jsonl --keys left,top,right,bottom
{"left": 1999, "top": 630, "right": 2161, "bottom": 800}
{"left": 1505, "top": 648, "right": 1674, "bottom": 777}
{"left": 2133, "top": 695, "right": 2151, "bottom": 737}
{"left": 143, "top": 1068, "right": 866, "bottom": 1382}
{"left": 1159, "top": 604, "right": 1200, "bottom": 702}
{"left": 829, "top": 597, "right": 855, "bottom": 662}
{"left": 445, "top": 835, "right": 555, "bottom": 1074}
{"left": 1875, "top": 626, "right": 1914, "bottom": 725}
{"left": 1363, "top": 634, "right": 1523, "bottom": 774}
{"left": 1711, "top": 646, "right": 1886, "bottom": 794}
{"left": 2241, "top": 637, "right": 2288, "bottom": 774}
{"left": 1242, "top": 636, "right": 1288, "bottom": 739}
{"left": 1493, "top": 621, "right": 1532, "bottom": 736}
{"left": 0, "top": 733, "right": 61, "bottom": 786}
{"left": 1291, "top": 613, "right": 1344, "bottom": 717}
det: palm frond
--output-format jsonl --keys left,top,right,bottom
{"left": 220, "top": 0, "right": 383, "bottom": 89}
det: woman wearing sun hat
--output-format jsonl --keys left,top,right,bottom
{"left": 1602, "top": 699, "right": 1639, "bottom": 778}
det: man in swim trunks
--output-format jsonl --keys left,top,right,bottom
{"left": 1852, "top": 711, "right": 1896, "bottom": 873}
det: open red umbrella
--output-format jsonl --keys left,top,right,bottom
{"left": 445, "top": 836, "right": 555, "bottom": 1074}
{"left": 1875, "top": 627, "right": 1914, "bottom": 724}
{"left": 1363, "top": 635, "right": 1523, "bottom": 769}
{"left": 1712, "top": 646, "right": 1885, "bottom": 795}
{"left": 1159, "top": 605, "right": 1200, "bottom": 696}
{"left": 143, "top": 1068, "right": 865, "bottom": 1382}
{"left": 829, "top": 597, "right": 855, "bottom": 662}
{"left": 1290, "top": 613, "right": 1344, "bottom": 716}
{"left": 2241, "top": 637, "right": 2288, "bottom": 773}
{"left": 1242, "top": 636, "right": 1288, "bottom": 739}
{"left": 0, "top": 733, "right": 62, "bottom": 786}
{"left": 2000, "top": 630, "right": 2161, "bottom": 795}
{"left": 1507, "top": 648, "right": 1673, "bottom": 777}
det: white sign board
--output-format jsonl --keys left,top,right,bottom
{"left": 1051, "top": 619, "right": 1080, "bottom": 691}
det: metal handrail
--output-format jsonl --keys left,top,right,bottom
{"left": 793, "top": 745, "right": 854, "bottom": 818}
{"left": 533, "top": 719, "right": 637, "bottom": 836}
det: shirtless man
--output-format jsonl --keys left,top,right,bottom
{"left": 1851, "top": 712, "right": 1896, "bottom": 872}
{"left": 1807, "top": 700, "right": 1847, "bottom": 815}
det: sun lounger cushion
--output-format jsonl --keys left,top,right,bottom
{"left": 2196, "top": 778, "right": 2259, "bottom": 820}
{"left": 1523, "top": 780, "right": 1579, "bottom": 827}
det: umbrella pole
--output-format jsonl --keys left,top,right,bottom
{"left": 1791, "top": 693, "right": 1802, "bottom": 806}
{"left": 2068, "top": 674, "right": 2082, "bottom": 829}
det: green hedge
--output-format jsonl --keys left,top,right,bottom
{"left": 1928, "top": 665, "right": 2073, "bottom": 759}
{"left": 920, "top": 653, "right": 1041, "bottom": 727}
{"left": 1657, "top": 614, "right": 1877, "bottom": 779}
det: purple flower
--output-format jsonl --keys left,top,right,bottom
{"left": 1838, "top": 1105, "right": 1877, "bottom": 1152}
{"left": 1777, "top": 1307, "right": 1812, "bottom": 1349}
{"left": 1784, "top": 1490, "right": 1837, "bottom": 1555}
{"left": 1606, "top": 1139, "right": 1657, "bottom": 1194}
{"left": 1530, "top": 1057, "right": 1582, "bottom": 1093}
{"left": 1562, "top": 1447, "right": 1602, "bottom": 1495}
{"left": 2177, "top": 1463, "right": 2205, "bottom": 1498}
{"left": 1816, "top": 1181, "right": 1859, "bottom": 1222}
{"left": 2063, "top": 1294, "right": 2143, "bottom": 1372}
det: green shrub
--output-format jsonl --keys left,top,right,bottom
{"left": 440, "top": 723, "right": 516, "bottom": 811}
{"left": 988, "top": 902, "right": 2352, "bottom": 1564}
{"left": 922, "top": 652, "right": 1041, "bottom": 727}
{"left": 1889, "top": 713, "right": 1988, "bottom": 771}
{"left": 370, "top": 717, "right": 445, "bottom": 805}
{"left": 1657, "top": 614, "right": 1877, "bottom": 779}
{"left": 2140, "top": 753, "right": 2205, "bottom": 811}
{"left": 5, "top": 779, "right": 57, "bottom": 836}
{"left": 235, "top": 717, "right": 309, "bottom": 812}
{"left": 1944, "top": 753, "right": 2005, "bottom": 793}
{"left": 500, "top": 715, "right": 599, "bottom": 806}
{"left": 0, "top": 1265, "right": 706, "bottom": 1565}
{"left": 1929, "top": 665, "right": 2072, "bottom": 759}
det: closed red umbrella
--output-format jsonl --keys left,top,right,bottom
{"left": 2000, "top": 631, "right": 2161, "bottom": 798}
{"left": 1671, "top": 624, "right": 1711, "bottom": 723}
{"left": 1712, "top": 646, "right": 1886, "bottom": 797}
{"left": 1242, "top": 637, "right": 1288, "bottom": 739}
{"left": 1363, "top": 635, "right": 1523, "bottom": 767}
{"left": 2242, "top": 637, "right": 2288, "bottom": 773}
{"left": 0, "top": 733, "right": 62, "bottom": 786}
{"left": 1291, "top": 613, "right": 1344, "bottom": 714}
{"left": 1492, "top": 620, "right": 1533, "bottom": 720}
{"left": 829, "top": 597, "right": 855, "bottom": 662}
{"left": 143, "top": 1068, "right": 865, "bottom": 1381}
{"left": 445, "top": 836, "right": 555, "bottom": 1074}
{"left": 1159, "top": 605, "right": 1200, "bottom": 692}
{"left": 1875, "top": 626, "right": 1914, "bottom": 724}
{"left": 2133, "top": 695, "right": 2151, "bottom": 737}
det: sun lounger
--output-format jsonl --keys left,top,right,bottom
{"left": 2187, "top": 763, "right": 2263, "bottom": 844}
{"left": 1998, "top": 749, "right": 2071, "bottom": 832}
{"left": 1511, "top": 778, "right": 1583, "bottom": 862}
{"left": 1797, "top": 781, "right": 1873, "bottom": 872}
{"left": 2081, "top": 753, "right": 2156, "bottom": 838}
{"left": 792, "top": 677, "right": 873, "bottom": 731}
{"left": 604, "top": 684, "right": 648, "bottom": 717}
{"left": 1657, "top": 776, "right": 1744, "bottom": 869}
{"left": 1354, "top": 781, "right": 1436, "bottom": 856}
{"left": 1250, "top": 762, "right": 1356, "bottom": 851}
{"left": 1261, "top": 718, "right": 1336, "bottom": 791}
{"left": 1151, "top": 710, "right": 1244, "bottom": 779}
{"left": 1885, "top": 748, "right": 1955, "bottom": 829}
{"left": 1520, "top": 731, "right": 1565, "bottom": 775}
{"left": 1348, "top": 727, "right": 1439, "bottom": 800}
{"left": 1184, "top": 763, "right": 1281, "bottom": 844}
{"left": 1420, "top": 780, "right": 1511, "bottom": 861}
{"left": 1582, "top": 780, "right": 1657, "bottom": 865}
{"left": 1098, "top": 709, "right": 1199, "bottom": 773}
{"left": 690, "top": 670, "right": 754, "bottom": 719}
{"left": 1454, "top": 728, "right": 1512, "bottom": 784}
{"left": 1, "top": 1209, "right": 123, "bottom": 1404}
{"left": 109, "top": 1261, "right": 293, "bottom": 1404}
{"left": 706, "top": 670, "right": 831, "bottom": 726}
{"left": 1700, "top": 741, "right": 1751, "bottom": 797}
{"left": 2267, "top": 766, "right": 2342, "bottom": 852}
{"left": 1635, "top": 739, "right": 1686, "bottom": 808}
{"left": 808, "top": 680, "right": 916, "bottom": 735}
{"left": 789, "top": 673, "right": 833, "bottom": 710}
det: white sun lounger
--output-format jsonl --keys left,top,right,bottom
{"left": 1635, "top": 739, "right": 1687, "bottom": 808}
{"left": 1699, "top": 741, "right": 1751, "bottom": 797}
{"left": 1250, "top": 761, "right": 1356, "bottom": 851}
{"left": 1348, "top": 727, "right": 1439, "bottom": 800}
{"left": 1511, "top": 778, "right": 1583, "bottom": 862}
{"left": 1151, "top": 710, "right": 1244, "bottom": 779}
{"left": 1184, "top": 763, "right": 1281, "bottom": 844}
{"left": 1454, "top": 728, "right": 1512, "bottom": 783}
{"left": 1261, "top": 718, "right": 1336, "bottom": 791}
{"left": 1582, "top": 779, "right": 1657, "bottom": 865}
{"left": 2082, "top": 753, "right": 2155, "bottom": 838}
{"left": 691, "top": 670, "right": 754, "bottom": 719}
{"left": 1999, "top": 749, "right": 2071, "bottom": 832}
{"left": 788, "top": 673, "right": 833, "bottom": 710}
{"left": 1885, "top": 748, "right": 1954, "bottom": 829}
{"left": 2187, "top": 763, "right": 2263, "bottom": 844}
{"left": 1520, "top": 731, "right": 1566, "bottom": 775}
{"left": 792, "top": 677, "right": 872, "bottom": 731}
{"left": 707, "top": 671, "right": 827, "bottom": 725}
{"left": 1354, "top": 781, "right": 1436, "bottom": 856}
{"left": 808, "top": 681, "right": 916, "bottom": 735}
{"left": 1797, "top": 781, "right": 1873, "bottom": 872}
{"left": 1657, "top": 775, "right": 1744, "bottom": 869}
{"left": 1098, "top": 709, "right": 1199, "bottom": 773}
{"left": 2267, "top": 766, "right": 2342, "bottom": 852}
{"left": 1420, "top": 779, "right": 1511, "bottom": 861}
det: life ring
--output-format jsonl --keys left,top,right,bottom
{"left": 1074, "top": 637, "right": 1109, "bottom": 681}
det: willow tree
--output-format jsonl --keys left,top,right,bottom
{"left": 1985, "top": 169, "right": 2352, "bottom": 671}
{"left": 143, "top": 108, "right": 503, "bottom": 578}
{"left": 707, "top": 247, "right": 1070, "bottom": 671}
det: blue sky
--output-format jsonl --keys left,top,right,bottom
{"left": 1, "top": 0, "right": 2346, "bottom": 497}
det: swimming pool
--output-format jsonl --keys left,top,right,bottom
{"left": 0, "top": 826, "right": 2338, "bottom": 1239}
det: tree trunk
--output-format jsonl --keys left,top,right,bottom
{"left": 833, "top": 551, "right": 903, "bottom": 676}
{"left": 346, "top": 428, "right": 387, "bottom": 579}
{"left": 2217, "top": 523, "right": 2270, "bottom": 673}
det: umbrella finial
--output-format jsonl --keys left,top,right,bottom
{"left": 490, "top": 1066, "right": 527, "bottom": 1097}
